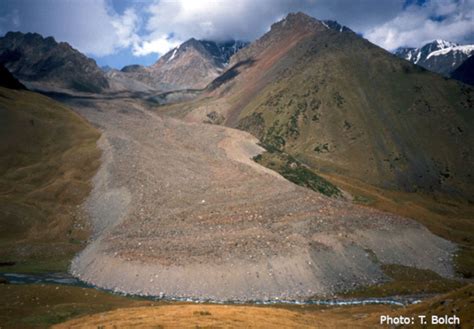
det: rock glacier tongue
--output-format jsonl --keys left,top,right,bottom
{"left": 65, "top": 95, "right": 455, "bottom": 301}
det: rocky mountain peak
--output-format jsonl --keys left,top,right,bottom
{"left": 121, "top": 38, "right": 247, "bottom": 91}
{"left": 433, "top": 39, "right": 458, "bottom": 48}
{"left": 120, "top": 64, "right": 145, "bottom": 73}
{"left": 158, "top": 38, "right": 248, "bottom": 67}
{"left": 229, "top": 13, "right": 351, "bottom": 68}
{"left": 322, "top": 20, "right": 352, "bottom": 33}
{"left": 270, "top": 12, "right": 351, "bottom": 35}
{"left": 270, "top": 12, "right": 325, "bottom": 34}
{"left": 3, "top": 31, "right": 57, "bottom": 53}
{"left": 0, "top": 31, "right": 109, "bottom": 92}
{"left": 419, "top": 39, "right": 459, "bottom": 54}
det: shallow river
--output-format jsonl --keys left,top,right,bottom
{"left": 1, "top": 272, "right": 424, "bottom": 307}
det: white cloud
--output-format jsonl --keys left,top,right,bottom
{"left": 0, "top": 0, "right": 473, "bottom": 59}
{"left": 129, "top": 0, "right": 405, "bottom": 56}
{"left": 144, "top": 0, "right": 283, "bottom": 42}
{"left": 111, "top": 8, "right": 140, "bottom": 49}
{"left": 365, "top": 0, "right": 474, "bottom": 50}
{"left": 132, "top": 35, "right": 181, "bottom": 56}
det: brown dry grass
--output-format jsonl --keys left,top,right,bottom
{"left": 400, "top": 284, "right": 474, "bottom": 328}
{"left": 319, "top": 172, "right": 474, "bottom": 279}
{"left": 53, "top": 303, "right": 389, "bottom": 329}
{"left": 53, "top": 285, "right": 474, "bottom": 329}
{"left": 0, "top": 87, "right": 101, "bottom": 272}
{"left": 0, "top": 284, "right": 154, "bottom": 329}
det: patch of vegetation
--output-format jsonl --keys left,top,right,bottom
{"left": 254, "top": 146, "right": 342, "bottom": 198}
{"left": 204, "top": 111, "right": 225, "bottom": 125}
{"left": 0, "top": 284, "right": 154, "bottom": 328}
{"left": 454, "top": 246, "right": 474, "bottom": 279}
{"left": 69, "top": 79, "right": 104, "bottom": 93}
{"left": 193, "top": 310, "right": 212, "bottom": 316}
{"left": 333, "top": 91, "right": 345, "bottom": 107}
{"left": 314, "top": 143, "right": 330, "bottom": 154}
{"left": 353, "top": 195, "right": 375, "bottom": 205}
{"left": 262, "top": 120, "right": 287, "bottom": 151}
{"left": 343, "top": 264, "right": 465, "bottom": 298}
{"left": 287, "top": 108, "right": 301, "bottom": 137}
{"left": 399, "top": 284, "right": 474, "bottom": 328}
{"left": 236, "top": 112, "right": 265, "bottom": 140}
{"left": 281, "top": 165, "right": 341, "bottom": 197}
{"left": 343, "top": 120, "right": 351, "bottom": 130}
{"left": 0, "top": 259, "right": 73, "bottom": 274}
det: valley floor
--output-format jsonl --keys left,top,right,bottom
{"left": 53, "top": 284, "right": 474, "bottom": 329}
{"left": 1, "top": 90, "right": 472, "bottom": 328}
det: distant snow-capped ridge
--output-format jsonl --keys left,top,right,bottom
{"left": 426, "top": 44, "right": 474, "bottom": 60}
{"left": 162, "top": 39, "right": 249, "bottom": 67}
{"left": 395, "top": 39, "right": 474, "bottom": 76}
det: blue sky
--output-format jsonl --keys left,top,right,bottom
{"left": 1, "top": 0, "right": 473, "bottom": 69}
{"left": 94, "top": 48, "right": 158, "bottom": 69}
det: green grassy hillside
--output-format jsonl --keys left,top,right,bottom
{"left": 230, "top": 24, "right": 474, "bottom": 274}
{"left": 0, "top": 87, "right": 100, "bottom": 272}
{"left": 230, "top": 25, "right": 474, "bottom": 201}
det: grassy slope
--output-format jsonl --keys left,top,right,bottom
{"left": 201, "top": 23, "right": 474, "bottom": 280}
{"left": 52, "top": 285, "right": 474, "bottom": 329}
{"left": 344, "top": 264, "right": 465, "bottom": 298}
{"left": 253, "top": 147, "right": 342, "bottom": 198}
{"left": 399, "top": 284, "right": 474, "bottom": 328}
{"left": 0, "top": 285, "right": 155, "bottom": 329}
{"left": 0, "top": 86, "right": 101, "bottom": 273}
{"left": 235, "top": 30, "right": 474, "bottom": 201}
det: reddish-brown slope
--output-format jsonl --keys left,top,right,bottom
{"left": 189, "top": 12, "right": 474, "bottom": 203}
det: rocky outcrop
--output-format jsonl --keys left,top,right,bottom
{"left": 0, "top": 31, "right": 109, "bottom": 92}
{"left": 0, "top": 63, "right": 25, "bottom": 89}
{"left": 118, "top": 39, "right": 248, "bottom": 91}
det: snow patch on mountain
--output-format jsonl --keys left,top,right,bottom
{"left": 426, "top": 45, "right": 474, "bottom": 59}
{"left": 168, "top": 48, "right": 178, "bottom": 62}
{"left": 395, "top": 39, "right": 474, "bottom": 76}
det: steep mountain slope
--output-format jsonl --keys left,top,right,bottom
{"left": 0, "top": 32, "right": 109, "bottom": 92}
{"left": 118, "top": 39, "right": 248, "bottom": 91}
{"left": 104, "top": 68, "right": 156, "bottom": 93}
{"left": 0, "top": 85, "right": 100, "bottom": 272}
{"left": 151, "top": 38, "right": 225, "bottom": 90}
{"left": 395, "top": 40, "right": 474, "bottom": 76}
{"left": 185, "top": 12, "right": 474, "bottom": 202}
{"left": 451, "top": 55, "right": 474, "bottom": 86}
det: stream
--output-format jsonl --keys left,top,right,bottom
{"left": 1, "top": 272, "right": 423, "bottom": 307}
